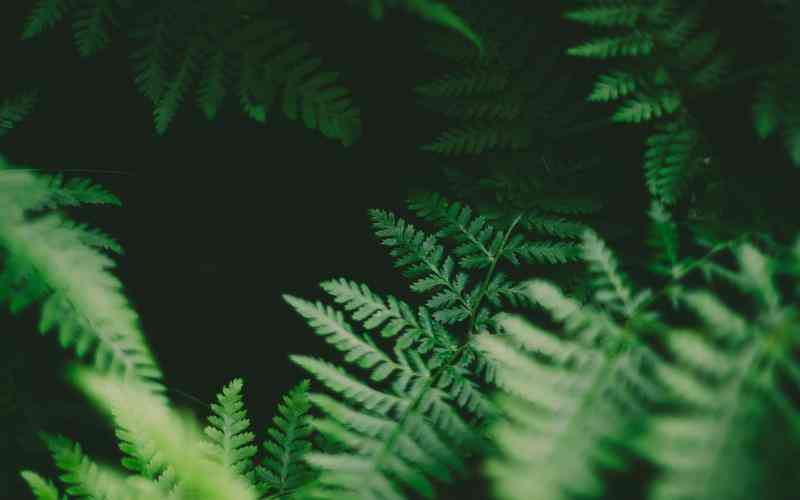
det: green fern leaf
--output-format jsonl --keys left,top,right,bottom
{"left": 415, "top": 71, "right": 508, "bottom": 97}
{"left": 256, "top": 380, "right": 315, "bottom": 496}
{"left": 130, "top": 7, "right": 173, "bottom": 105}
{"left": 285, "top": 296, "right": 407, "bottom": 381}
{"left": 369, "top": 209, "right": 475, "bottom": 323}
{"left": 0, "top": 90, "right": 38, "bottom": 137}
{"left": 154, "top": 45, "right": 199, "bottom": 135}
{"left": 644, "top": 119, "right": 702, "bottom": 204}
{"left": 588, "top": 71, "right": 637, "bottom": 102}
{"left": 754, "top": 79, "right": 781, "bottom": 139}
{"left": 72, "top": 367, "right": 259, "bottom": 500}
{"left": 567, "top": 32, "right": 654, "bottom": 58}
{"left": 320, "top": 278, "right": 456, "bottom": 352}
{"left": 21, "top": 0, "right": 69, "bottom": 40}
{"left": 19, "top": 471, "right": 61, "bottom": 500}
{"left": 475, "top": 296, "right": 663, "bottom": 500}
{"left": 42, "top": 433, "right": 119, "bottom": 498}
{"left": 421, "top": 126, "right": 530, "bottom": 155}
{"left": 204, "top": 378, "right": 258, "bottom": 478}
{"left": 647, "top": 201, "right": 680, "bottom": 277}
{"left": 612, "top": 91, "right": 681, "bottom": 123}
{"left": 73, "top": 1, "right": 116, "bottom": 57}
{"left": 581, "top": 230, "right": 651, "bottom": 318}
{"left": 356, "top": 0, "right": 483, "bottom": 53}
{"left": 197, "top": 48, "right": 228, "bottom": 120}
{"left": 564, "top": 3, "right": 643, "bottom": 27}
{"left": 290, "top": 355, "right": 407, "bottom": 416}
{"left": 0, "top": 160, "right": 162, "bottom": 393}
{"left": 639, "top": 243, "right": 800, "bottom": 500}
{"left": 40, "top": 174, "right": 122, "bottom": 207}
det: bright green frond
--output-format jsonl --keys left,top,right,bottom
{"left": 204, "top": 378, "right": 258, "bottom": 478}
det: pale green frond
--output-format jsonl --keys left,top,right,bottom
{"left": 0, "top": 161, "right": 162, "bottom": 393}
{"left": 476, "top": 309, "right": 662, "bottom": 500}
{"left": 71, "top": 368, "right": 259, "bottom": 500}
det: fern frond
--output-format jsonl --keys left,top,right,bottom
{"left": 0, "top": 90, "right": 38, "bottom": 137}
{"left": 644, "top": 119, "right": 703, "bottom": 204}
{"left": 19, "top": 471, "right": 61, "bottom": 500}
{"left": 196, "top": 47, "right": 228, "bottom": 120}
{"left": 588, "top": 71, "right": 638, "bottom": 102}
{"left": 421, "top": 125, "right": 531, "bottom": 156}
{"left": 582, "top": 230, "right": 651, "bottom": 318}
{"left": 502, "top": 237, "right": 581, "bottom": 266}
{"left": 114, "top": 417, "right": 176, "bottom": 488}
{"left": 567, "top": 32, "right": 655, "bottom": 58}
{"left": 73, "top": 0, "right": 116, "bottom": 57}
{"left": 320, "top": 278, "right": 456, "bottom": 353}
{"left": 256, "top": 380, "right": 315, "bottom": 496}
{"left": 227, "top": 15, "right": 362, "bottom": 146}
{"left": 40, "top": 174, "right": 122, "bottom": 208}
{"left": 351, "top": 0, "right": 483, "bottom": 53}
{"left": 21, "top": 0, "right": 69, "bottom": 40}
{"left": 291, "top": 355, "right": 407, "bottom": 415}
{"left": 612, "top": 91, "right": 681, "bottom": 123}
{"left": 0, "top": 163, "right": 162, "bottom": 394}
{"left": 408, "top": 191, "right": 504, "bottom": 269}
{"left": 564, "top": 3, "right": 643, "bottom": 27}
{"left": 369, "top": 209, "right": 475, "bottom": 324}
{"left": 73, "top": 367, "right": 259, "bottom": 500}
{"left": 42, "top": 433, "right": 159, "bottom": 499}
{"left": 288, "top": 308, "right": 478, "bottom": 498}
{"left": 415, "top": 71, "right": 508, "bottom": 97}
{"left": 638, "top": 243, "right": 800, "bottom": 500}
{"left": 154, "top": 44, "right": 199, "bottom": 135}
{"left": 475, "top": 299, "right": 663, "bottom": 500}
{"left": 753, "top": 64, "right": 800, "bottom": 165}
{"left": 204, "top": 378, "right": 258, "bottom": 478}
{"left": 285, "top": 296, "right": 409, "bottom": 381}
{"left": 129, "top": 7, "right": 174, "bottom": 105}
{"left": 647, "top": 201, "right": 680, "bottom": 277}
